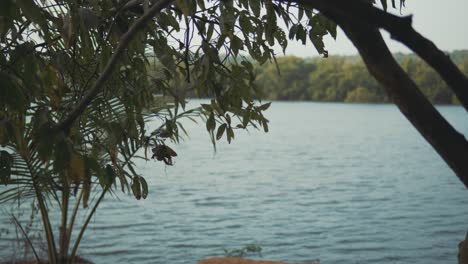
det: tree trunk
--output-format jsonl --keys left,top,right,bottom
{"left": 334, "top": 19, "right": 468, "bottom": 188}
{"left": 59, "top": 186, "right": 70, "bottom": 263}
{"left": 459, "top": 233, "right": 468, "bottom": 264}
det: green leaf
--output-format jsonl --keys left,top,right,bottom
{"left": 140, "top": 177, "right": 148, "bottom": 199}
{"left": 305, "top": 8, "right": 313, "bottom": 20}
{"left": 288, "top": 24, "right": 297, "bottom": 40}
{"left": 131, "top": 177, "right": 141, "bottom": 200}
{"left": 197, "top": 0, "right": 206, "bottom": 10}
{"left": 201, "top": 104, "right": 213, "bottom": 112}
{"left": 261, "top": 118, "right": 269, "bottom": 132}
{"left": 241, "top": 60, "right": 253, "bottom": 72}
{"left": 0, "top": 72, "right": 26, "bottom": 111}
{"left": 202, "top": 41, "right": 220, "bottom": 63}
{"left": 380, "top": 0, "right": 388, "bottom": 11}
{"left": 0, "top": 151, "right": 13, "bottom": 185}
{"left": 150, "top": 37, "right": 176, "bottom": 73}
{"left": 259, "top": 102, "right": 271, "bottom": 111}
{"left": 100, "top": 44, "right": 112, "bottom": 71}
{"left": 176, "top": 0, "right": 196, "bottom": 16}
{"left": 206, "top": 112, "right": 215, "bottom": 132}
{"left": 216, "top": 123, "right": 227, "bottom": 140}
{"left": 79, "top": 7, "right": 99, "bottom": 29}
{"left": 242, "top": 112, "right": 250, "bottom": 128}
{"left": 53, "top": 135, "right": 72, "bottom": 173}
{"left": 69, "top": 152, "right": 86, "bottom": 183}
{"left": 317, "top": 14, "right": 337, "bottom": 39}
{"left": 231, "top": 36, "right": 244, "bottom": 56}
{"left": 298, "top": 7, "right": 304, "bottom": 21}
{"left": 265, "top": 1, "right": 277, "bottom": 46}
{"left": 274, "top": 28, "right": 288, "bottom": 54}
{"left": 0, "top": 0, "right": 17, "bottom": 40}
{"left": 296, "top": 25, "right": 306, "bottom": 45}
{"left": 239, "top": 13, "right": 253, "bottom": 33}
{"left": 249, "top": 0, "right": 261, "bottom": 17}
{"left": 85, "top": 156, "right": 104, "bottom": 180}
{"left": 103, "top": 165, "right": 115, "bottom": 188}
{"left": 309, "top": 30, "right": 325, "bottom": 55}
{"left": 206, "top": 23, "right": 214, "bottom": 40}
{"left": 226, "top": 127, "right": 234, "bottom": 144}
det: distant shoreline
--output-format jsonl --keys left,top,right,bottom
{"left": 253, "top": 51, "right": 467, "bottom": 105}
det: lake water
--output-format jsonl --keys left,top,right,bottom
{"left": 1, "top": 102, "right": 468, "bottom": 264}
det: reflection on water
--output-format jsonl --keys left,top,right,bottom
{"left": 1, "top": 102, "right": 467, "bottom": 264}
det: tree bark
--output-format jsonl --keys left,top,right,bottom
{"left": 334, "top": 19, "right": 468, "bottom": 188}
{"left": 459, "top": 233, "right": 468, "bottom": 264}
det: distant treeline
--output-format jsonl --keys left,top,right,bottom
{"left": 255, "top": 50, "right": 468, "bottom": 104}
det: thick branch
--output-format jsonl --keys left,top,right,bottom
{"left": 376, "top": 15, "right": 468, "bottom": 111}
{"left": 298, "top": 0, "right": 468, "bottom": 112}
{"left": 337, "top": 19, "right": 468, "bottom": 188}
{"left": 58, "top": 0, "right": 174, "bottom": 132}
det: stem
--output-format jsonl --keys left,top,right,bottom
{"left": 59, "top": 182, "right": 70, "bottom": 262}
{"left": 34, "top": 185, "right": 57, "bottom": 263}
{"left": 69, "top": 187, "right": 108, "bottom": 264}
{"left": 65, "top": 189, "right": 83, "bottom": 255}
{"left": 11, "top": 214, "right": 41, "bottom": 263}
{"left": 25, "top": 155, "right": 58, "bottom": 264}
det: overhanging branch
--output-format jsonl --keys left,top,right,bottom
{"left": 296, "top": 0, "right": 468, "bottom": 112}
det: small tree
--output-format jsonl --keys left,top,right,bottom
{"left": 1, "top": 0, "right": 467, "bottom": 263}
{"left": 0, "top": 0, "right": 274, "bottom": 262}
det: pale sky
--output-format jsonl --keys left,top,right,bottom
{"left": 282, "top": 0, "right": 468, "bottom": 57}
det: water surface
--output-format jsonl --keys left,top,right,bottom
{"left": 1, "top": 102, "right": 467, "bottom": 264}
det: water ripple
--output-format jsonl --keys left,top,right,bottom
{"left": 1, "top": 103, "right": 467, "bottom": 264}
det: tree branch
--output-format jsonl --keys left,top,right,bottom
{"left": 57, "top": 0, "right": 174, "bottom": 132}
{"left": 375, "top": 15, "right": 468, "bottom": 111}
{"left": 336, "top": 17, "right": 468, "bottom": 188}
{"left": 296, "top": 0, "right": 468, "bottom": 112}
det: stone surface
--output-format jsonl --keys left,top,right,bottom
{"left": 198, "top": 257, "right": 319, "bottom": 264}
